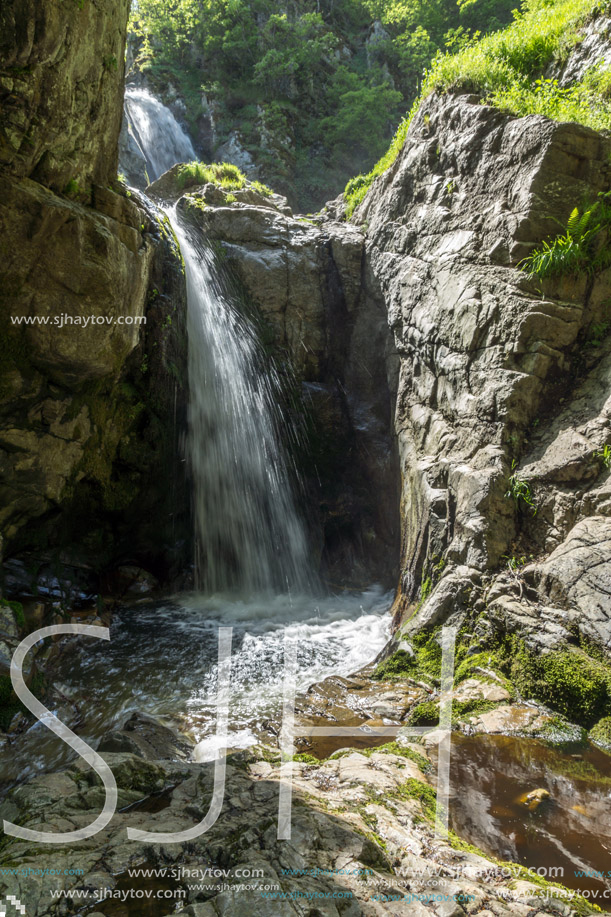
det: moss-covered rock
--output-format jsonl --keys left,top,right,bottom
{"left": 589, "top": 716, "right": 611, "bottom": 751}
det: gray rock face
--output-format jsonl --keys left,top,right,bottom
{"left": 0, "top": 0, "right": 130, "bottom": 193}
{"left": 118, "top": 111, "right": 149, "bottom": 189}
{"left": 216, "top": 130, "right": 259, "bottom": 177}
{"left": 547, "top": 16, "right": 611, "bottom": 86}
{"left": 0, "top": 743, "right": 572, "bottom": 917}
{"left": 353, "top": 91, "right": 611, "bottom": 637}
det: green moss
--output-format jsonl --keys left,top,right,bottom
{"left": 454, "top": 650, "right": 509, "bottom": 688}
{"left": 397, "top": 777, "right": 438, "bottom": 821}
{"left": 358, "top": 741, "right": 432, "bottom": 774}
{"left": 373, "top": 628, "right": 442, "bottom": 682}
{"left": 589, "top": 716, "right": 611, "bottom": 750}
{"left": 289, "top": 752, "right": 320, "bottom": 764}
{"left": 372, "top": 649, "right": 416, "bottom": 680}
{"left": 508, "top": 641, "right": 611, "bottom": 728}
{"left": 407, "top": 700, "right": 440, "bottom": 726}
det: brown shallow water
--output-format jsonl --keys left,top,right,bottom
{"left": 448, "top": 733, "right": 611, "bottom": 896}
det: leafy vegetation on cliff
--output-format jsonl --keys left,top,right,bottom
{"left": 345, "top": 0, "right": 611, "bottom": 216}
{"left": 128, "top": 0, "right": 515, "bottom": 209}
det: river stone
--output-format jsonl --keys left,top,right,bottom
{"left": 98, "top": 712, "right": 192, "bottom": 761}
{"left": 452, "top": 678, "right": 510, "bottom": 704}
{"left": 465, "top": 704, "right": 553, "bottom": 736}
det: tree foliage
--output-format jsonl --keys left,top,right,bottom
{"left": 128, "top": 0, "right": 516, "bottom": 209}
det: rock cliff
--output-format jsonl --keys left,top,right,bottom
{"left": 146, "top": 170, "right": 400, "bottom": 585}
{"left": 357, "top": 93, "right": 611, "bottom": 663}
{"left": 0, "top": 0, "right": 190, "bottom": 593}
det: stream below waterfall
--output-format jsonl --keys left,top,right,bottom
{"left": 0, "top": 588, "right": 392, "bottom": 786}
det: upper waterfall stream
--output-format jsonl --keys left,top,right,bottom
{"left": 124, "top": 85, "right": 196, "bottom": 182}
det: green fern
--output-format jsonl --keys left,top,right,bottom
{"left": 520, "top": 195, "right": 611, "bottom": 279}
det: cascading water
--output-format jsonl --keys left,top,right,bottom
{"left": 124, "top": 85, "right": 196, "bottom": 182}
{"left": 171, "top": 210, "right": 311, "bottom": 594}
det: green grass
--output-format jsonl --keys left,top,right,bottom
{"left": 251, "top": 180, "right": 274, "bottom": 197}
{"left": 175, "top": 161, "right": 247, "bottom": 192}
{"left": 344, "top": 0, "right": 609, "bottom": 218}
{"left": 595, "top": 443, "right": 611, "bottom": 469}
{"left": 505, "top": 459, "right": 537, "bottom": 515}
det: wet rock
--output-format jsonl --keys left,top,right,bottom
{"left": 0, "top": 0, "right": 130, "bottom": 192}
{"left": 104, "top": 564, "right": 160, "bottom": 597}
{"left": 521, "top": 787, "right": 550, "bottom": 811}
{"left": 98, "top": 712, "right": 192, "bottom": 761}
{"left": 464, "top": 704, "right": 553, "bottom": 736}
{"left": 169, "top": 179, "right": 398, "bottom": 585}
{"left": 0, "top": 604, "right": 20, "bottom": 639}
{"left": 452, "top": 678, "right": 510, "bottom": 705}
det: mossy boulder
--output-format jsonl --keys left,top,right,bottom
{"left": 509, "top": 645, "right": 611, "bottom": 728}
{"left": 589, "top": 716, "right": 611, "bottom": 751}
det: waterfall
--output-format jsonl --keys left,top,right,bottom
{"left": 171, "top": 213, "right": 311, "bottom": 594}
{"left": 120, "top": 85, "right": 311, "bottom": 594}
{"left": 123, "top": 85, "right": 196, "bottom": 182}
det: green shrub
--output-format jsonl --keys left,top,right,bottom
{"left": 595, "top": 443, "right": 611, "bottom": 469}
{"left": 344, "top": 0, "right": 608, "bottom": 217}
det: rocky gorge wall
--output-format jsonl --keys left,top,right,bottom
{"left": 357, "top": 92, "right": 611, "bottom": 658}
{"left": 145, "top": 168, "right": 401, "bottom": 586}
{"left": 0, "top": 0, "right": 190, "bottom": 598}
